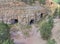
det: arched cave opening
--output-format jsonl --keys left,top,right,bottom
{"left": 11, "top": 19, "right": 18, "bottom": 24}
{"left": 29, "top": 19, "right": 34, "bottom": 25}
{"left": 40, "top": 13, "right": 43, "bottom": 18}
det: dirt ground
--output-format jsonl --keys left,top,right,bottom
{"left": 10, "top": 24, "right": 47, "bottom": 44}
{"left": 10, "top": 18, "right": 60, "bottom": 44}
{"left": 52, "top": 18, "right": 60, "bottom": 44}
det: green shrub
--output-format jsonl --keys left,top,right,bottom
{"left": 40, "top": 16, "right": 53, "bottom": 40}
{"left": 2, "top": 39, "right": 14, "bottom": 44}
{"left": 53, "top": 8, "right": 58, "bottom": 18}
{"left": 39, "top": 0, "right": 46, "bottom": 4}
{"left": 58, "top": 7, "right": 60, "bottom": 18}
{"left": 53, "top": 7, "right": 60, "bottom": 18}
{"left": 47, "top": 39, "right": 56, "bottom": 44}
{"left": 0, "top": 23, "right": 14, "bottom": 44}
{"left": 48, "top": 16, "right": 54, "bottom": 28}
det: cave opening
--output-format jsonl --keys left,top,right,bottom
{"left": 40, "top": 13, "right": 43, "bottom": 18}
{"left": 11, "top": 19, "right": 18, "bottom": 24}
{"left": 29, "top": 19, "right": 34, "bottom": 25}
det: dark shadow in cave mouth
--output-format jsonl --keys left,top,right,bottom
{"left": 40, "top": 13, "right": 43, "bottom": 18}
{"left": 11, "top": 19, "right": 18, "bottom": 24}
{"left": 29, "top": 19, "right": 34, "bottom": 25}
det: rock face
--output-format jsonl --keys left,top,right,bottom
{"left": 0, "top": 1, "right": 48, "bottom": 25}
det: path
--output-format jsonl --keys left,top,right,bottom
{"left": 10, "top": 24, "right": 46, "bottom": 44}
{"left": 52, "top": 18, "right": 60, "bottom": 44}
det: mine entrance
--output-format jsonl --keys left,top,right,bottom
{"left": 11, "top": 19, "right": 18, "bottom": 24}
{"left": 29, "top": 19, "right": 34, "bottom": 25}
{"left": 40, "top": 13, "right": 43, "bottom": 18}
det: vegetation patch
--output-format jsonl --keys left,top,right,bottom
{"left": 53, "top": 0, "right": 60, "bottom": 4}
{"left": 0, "top": 23, "right": 14, "bottom": 44}
{"left": 47, "top": 39, "right": 56, "bottom": 44}
{"left": 39, "top": 16, "right": 54, "bottom": 40}
{"left": 53, "top": 7, "right": 60, "bottom": 18}
{"left": 58, "top": 7, "right": 60, "bottom": 18}
{"left": 39, "top": 0, "right": 46, "bottom": 4}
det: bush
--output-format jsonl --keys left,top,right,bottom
{"left": 2, "top": 39, "right": 14, "bottom": 44}
{"left": 53, "top": 8, "right": 58, "bottom": 18}
{"left": 58, "top": 7, "right": 60, "bottom": 18}
{"left": 47, "top": 39, "right": 56, "bottom": 44}
{"left": 39, "top": 0, "right": 46, "bottom": 4}
{"left": 0, "top": 23, "right": 14, "bottom": 44}
{"left": 53, "top": 7, "right": 60, "bottom": 18}
{"left": 40, "top": 16, "right": 53, "bottom": 40}
{"left": 48, "top": 16, "right": 54, "bottom": 28}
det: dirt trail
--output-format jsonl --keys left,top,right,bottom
{"left": 10, "top": 24, "right": 46, "bottom": 44}
{"left": 52, "top": 18, "right": 60, "bottom": 44}
{"left": 25, "top": 24, "right": 46, "bottom": 44}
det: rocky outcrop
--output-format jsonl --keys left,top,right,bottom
{"left": 0, "top": 1, "right": 48, "bottom": 25}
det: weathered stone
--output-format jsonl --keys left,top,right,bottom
{"left": 0, "top": 1, "right": 48, "bottom": 25}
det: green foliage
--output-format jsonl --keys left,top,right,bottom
{"left": 53, "top": 7, "right": 60, "bottom": 18}
{"left": 2, "top": 39, "right": 14, "bottom": 44}
{"left": 0, "top": 23, "right": 10, "bottom": 40}
{"left": 21, "top": 0, "right": 35, "bottom": 4}
{"left": 39, "top": 0, "right": 46, "bottom": 4}
{"left": 53, "top": 8, "right": 58, "bottom": 18}
{"left": 53, "top": 0, "right": 60, "bottom": 4}
{"left": 47, "top": 39, "right": 56, "bottom": 44}
{"left": 0, "top": 23, "right": 14, "bottom": 44}
{"left": 40, "top": 16, "right": 53, "bottom": 40}
{"left": 58, "top": 7, "right": 60, "bottom": 18}
{"left": 48, "top": 16, "right": 54, "bottom": 28}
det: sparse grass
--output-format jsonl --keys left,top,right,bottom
{"left": 23, "top": 31, "right": 30, "bottom": 37}
{"left": 15, "top": 23, "right": 31, "bottom": 37}
{"left": 21, "top": 24, "right": 31, "bottom": 30}
{"left": 21, "top": 25, "right": 31, "bottom": 37}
